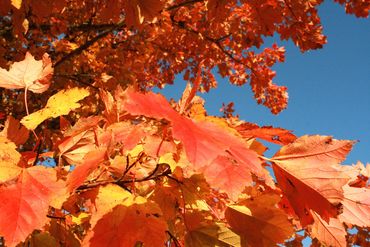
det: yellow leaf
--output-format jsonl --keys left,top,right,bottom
{"left": 21, "top": 88, "right": 90, "bottom": 130}
{"left": 0, "top": 136, "right": 21, "bottom": 165}
{"left": 89, "top": 184, "right": 147, "bottom": 228}
{"left": 0, "top": 161, "right": 21, "bottom": 183}
{"left": 185, "top": 223, "right": 241, "bottom": 247}
{"left": 71, "top": 212, "right": 90, "bottom": 225}
{"left": 0, "top": 137, "right": 22, "bottom": 183}
{"left": 22, "top": 19, "right": 29, "bottom": 33}
{"left": 126, "top": 144, "right": 144, "bottom": 157}
{"left": 158, "top": 153, "right": 177, "bottom": 171}
{"left": 11, "top": 0, "right": 22, "bottom": 9}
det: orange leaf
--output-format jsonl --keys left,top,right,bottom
{"left": 106, "top": 121, "right": 146, "bottom": 151}
{"left": 0, "top": 166, "right": 66, "bottom": 247}
{"left": 58, "top": 116, "right": 101, "bottom": 165}
{"left": 0, "top": 116, "right": 29, "bottom": 145}
{"left": 271, "top": 135, "right": 356, "bottom": 226}
{"left": 122, "top": 89, "right": 269, "bottom": 198}
{"left": 67, "top": 148, "right": 106, "bottom": 192}
{"left": 83, "top": 184, "right": 167, "bottom": 246}
{"left": 339, "top": 185, "right": 370, "bottom": 227}
{"left": 0, "top": 52, "right": 53, "bottom": 93}
{"left": 86, "top": 204, "right": 167, "bottom": 247}
{"left": 123, "top": 0, "right": 164, "bottom": 28}
{"left": 225, "top": 193, "right": 294, "bottom": 246}
{"left": 185, "top": 223, "right": 241, "bottom": 247}
{"left": 310, "top": 211, "right": 347, "bottom": 247}
{"left": 236, "top": 122, "right": 296, "bottom": 145}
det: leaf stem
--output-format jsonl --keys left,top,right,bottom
{"left": 24, "top": 87, "right": 38, "bottom": 139}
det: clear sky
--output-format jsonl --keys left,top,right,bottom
{"left": 158, "top": 1, "right": 370, "bottom": 165}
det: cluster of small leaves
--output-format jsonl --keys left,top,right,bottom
{"left": 1, "top": 0, "right": 368, "bottom": 115}
{"left": 0, "top": 0, "right": 369, "bottom": 247}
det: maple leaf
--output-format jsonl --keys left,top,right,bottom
{"left": 83, "top": 184, "right": 167, "bottom": 247}
{"left": 46, "top": 219, "right": 81, "bottom": 247}
{"left": 58, "top": 116, "right": 101, "bottom": 165}
{"left": 339, "top": 185, "right": 370, "bottom": 227}
{"left": 271, "top": 135, "right": 356, "bottom": 226}
{"left": 67, "top": 148, "right": 106, "bottom": 192}
{"left": 0, "top": 166, "right": 67, "bottom": 247}
{"left": 0, "top": 116, "right": 29, "bottom": 145}
{"left": 105, "top": 121, "right": 146, "bottom": 151}
{"left": 150, "top": 183, "right": 179, "bottom": 221}
{"left": 310, "top": 211, "right": 347, "bottom": 247}
{"left": 123, "top": 0, "right": 164, "bottom": 28}
{"left": 0, "top": 136, "right": 21, "bottom": 169}
{"left": 58, "top": 129, "right": 97, "bottom": 165}
{"left": 86, "top": 204, "right": 168, "bottom": 247}
{"left": 225, "top": 193, "right": 295, "bottom": 246}
{"left": 185, "top": 223, "right": 241, "bottom": 247}
{"left": 21, "top": 87, "right": 90, "bottom": 130}
{"left": 85, "top": 184, "right": 133, "bottom": 228}
{"left": 0, "top": 52, "right": 53, "bottom": 93}
{"left": 121, "top": 88, "right": 269, "bottom": 198}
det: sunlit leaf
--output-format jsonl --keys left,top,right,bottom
{"left": 271, "top": 135, "right": 355, "bottom": 225}
{"left": 21, "top": 87, "right": 90, "bottom": 130}
{"left": 0, "top": 52, "right": 52, "bottom": 93}
{"left": 0, "top": 166, "right": 66, "bottom": 247}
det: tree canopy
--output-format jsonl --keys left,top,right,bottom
{"left": 0, "top": 0, "right": 369, "bottom": 246}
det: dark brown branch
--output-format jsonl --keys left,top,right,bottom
{"left": 166, "top": 175, "right": 183, "bottom": 184}
{"left": 47, "top": 214, "right": 65, "bottom": 220}
{"left": 54, "top": 74, "right": 99, "bottom": 90}
{"left": 54, "top": 22, "right": 124, "bottom": 68}
{"left": 76, "top": 160, "right": 171, "bottom": 192}
{"left": 32, "top": 137, "right": 42, "bottom": 166}
{"left": 166, "top": 230, "right": 181, "bottom": 247}
{"left": 171, "top": 18, "right": 243, "bottom": 64}
{"left": 170, "top": 18, "right": 260, "bottom": 78}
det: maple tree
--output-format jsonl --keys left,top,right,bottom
{"left": 0, "top": 0, "right": 369, "bottom": 246}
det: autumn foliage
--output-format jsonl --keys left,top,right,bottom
{"left": 0, "top": 0, "right": 369, "bottom": 246}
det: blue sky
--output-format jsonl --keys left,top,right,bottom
{"left": 158, "top": 1, "right": 370, "bottom": 165}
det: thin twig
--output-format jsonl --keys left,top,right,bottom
{"left": 32, "top": 138, "right": 43, "bottom": 166}
{"left": 47, "top": 214, "right": 65, "bottom": 220}
{"left": 54, "top": 22, "right": 124, "bottom": 68}
{"left": 24, "top": 88, "right": 38, "bottom": 139}
{"left": 166, "top": 230, "right": 181, "bottom": 247}
{"left": 54, "top": 74, "right": 99, "bottom": 90}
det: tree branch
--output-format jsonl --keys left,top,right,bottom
{"left": 54, "top": 22, "right": 125, "bottom": 68}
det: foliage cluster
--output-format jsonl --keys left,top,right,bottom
{"left": 0, "top": 0, "right": 369, "bottom": 246}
